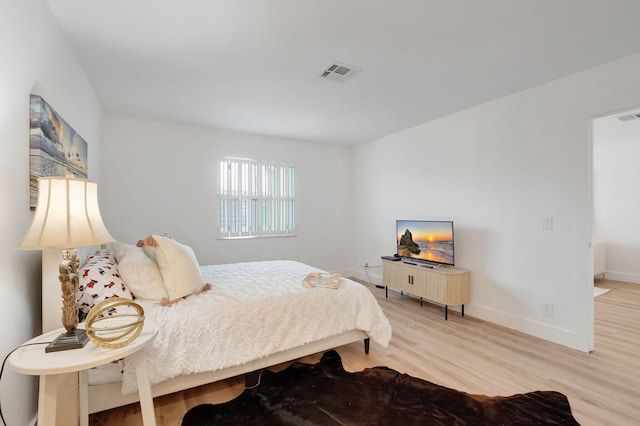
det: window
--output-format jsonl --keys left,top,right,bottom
{"left": 218, "top": 157, "right": 295, "bottom": 238}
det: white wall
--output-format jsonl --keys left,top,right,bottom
{"left": 593, "top": 140, "right": 640, "bottom": 283}
{"left": 0, "top": 1, "right": 103, "bottom": 424}
{"left": 101, "top": 115, "right": 353, "bottom": 273}
{"left": 352, "top": 52, "right": 640, "bottom": 352}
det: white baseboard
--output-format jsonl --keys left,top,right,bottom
{"left": 462, "top": 303, "right": 588, "bottom": 352}
{"left": 604, "top": 271, "right": 640, "bottom": 284}
{"left": 344, "top": 269, "right": 383, "bottom": 286}
{"left": 347, "top": 267, "right": 588, "bottom": 352}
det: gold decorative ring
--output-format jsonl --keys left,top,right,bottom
{"left": 85, "top": 297, "right": 145, "bottom": 349}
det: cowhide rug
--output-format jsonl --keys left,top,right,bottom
{"left": 182, "top": 350, "right": 579, "bottom": 425}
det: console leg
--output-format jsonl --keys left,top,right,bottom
{"left": 420, "top": 297, "right": 423, "bottom": 307}
{"left": 385, "top": 286, "right": 388, "bottom": 298}
{"left": 462, "top": 305, "right": 465, "bottom": 317}
{"left": 445, "top": 305, "right": 448, "bottom": 320}
{"left": 364, "top": 338, "right": 370, "bottom": 354}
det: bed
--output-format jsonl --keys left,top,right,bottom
{"left": 59, "top": 238, "right": 392, "bottom": 414}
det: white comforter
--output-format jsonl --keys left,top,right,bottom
{"left": 121, "top": 260, "right": 392, "bottom": 394}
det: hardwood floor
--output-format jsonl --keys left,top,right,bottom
{"left": 90, "top": 278, "right": 640, "bottom": 426}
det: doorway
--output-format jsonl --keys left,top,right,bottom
{"left": 591, "top": 108, "right": 640, "bottom": 347}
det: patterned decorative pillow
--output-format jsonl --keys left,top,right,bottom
{"left": 77, "top": 249, "right": 132, "bottom": 317}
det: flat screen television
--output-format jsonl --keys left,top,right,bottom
{"left": 396, "top": 220, "right": 455, "bottom": 266}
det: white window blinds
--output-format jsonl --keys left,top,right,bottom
{"left": 218, "top": 157, "right": 295, "bottom": 238}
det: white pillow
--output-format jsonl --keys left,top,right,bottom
{"left": 112, "top": 242, "right": 168, "bottom": 301}
{"left": 151, "top": 235, "right": 204, "bottom": 301}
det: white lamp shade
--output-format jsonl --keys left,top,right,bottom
{"left": 18, "top": 177, "right": 114, "bottom": 249}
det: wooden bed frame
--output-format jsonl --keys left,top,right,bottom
{"left": 42, "top": 249, "right": 372, "bottom": 414}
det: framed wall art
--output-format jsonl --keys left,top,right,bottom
{"left": 29, "top": 94, "right": 88, "bottom": 209}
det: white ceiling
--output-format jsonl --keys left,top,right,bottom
{"left": 45, "top": 0, "right": 640, "bottom": 146}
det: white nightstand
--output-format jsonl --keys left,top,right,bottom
{"left": 8, "top": 320, "right": 158, "bottom": 426}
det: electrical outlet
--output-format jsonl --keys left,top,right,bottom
{"left": 364, "top": 262, "right": 369, "bottom": 268}
{"left": 543, "top": 303, "right": 554, "bottom": 317}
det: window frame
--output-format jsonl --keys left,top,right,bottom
{"left": 218, "top": 157, "right": 296, "bottom": 239}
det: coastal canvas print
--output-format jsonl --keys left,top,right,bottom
{"left": 29, "top": 94, "right": 88, "bottom": 209}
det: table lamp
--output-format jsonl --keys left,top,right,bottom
{"left": 17, "top": 176, "right": 114, "bottom": 352}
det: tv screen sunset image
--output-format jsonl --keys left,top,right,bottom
{"left": 396, "top": 220, "right": 454, "bottom": 265}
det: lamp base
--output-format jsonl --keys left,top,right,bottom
{"left": 45, "top": 329, "right": 89, "bottom": 353}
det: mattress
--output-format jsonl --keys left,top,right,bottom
{"left": 120, "top": 260, "right": 392, "bottom": 394}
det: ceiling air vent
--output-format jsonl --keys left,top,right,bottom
{"left": 319, "top": 62, "right": 359, "bottom": 82}
{"left": 617, "top": 113, "right": 640, "bottom": 122}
